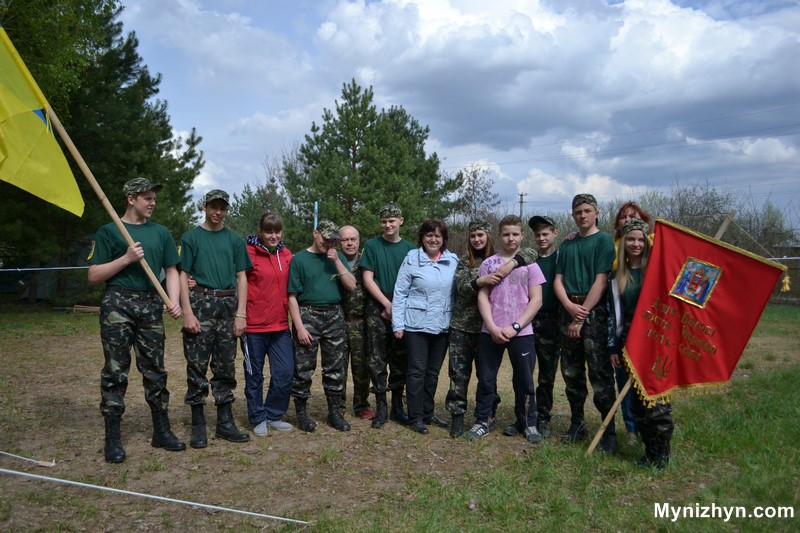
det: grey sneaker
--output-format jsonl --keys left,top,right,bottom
{"left": 465, "top": 422, "right": 490, "bottom": 441}
{"left": 525, "top": 426, "right": 543, "bottom": 444}
{"left": 253, "top": 421, "right": 269, "bottom": 437}
{"left": 267, "top": 419, "right": 294, "bottom": 432}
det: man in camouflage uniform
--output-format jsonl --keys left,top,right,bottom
{"left": 180, "top": 190, "right": 252, "bottom": 447}
{"left": 361, "top": 204, "right": 415, "bottom": 428}
{"left": 88, "top": 178, "right": 185, "bottom": 463}
{"left": 339, "top": 225, "right": 374, "bottom": 420}
{"left": 553, "top": 194, "right": 617, "bottom": 453}
{"left": 288, "top": 220, "right": 356, "bottom": 432}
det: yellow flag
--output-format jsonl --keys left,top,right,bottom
{"left": 0, "top": 27, "right": 84, "bottom": 216}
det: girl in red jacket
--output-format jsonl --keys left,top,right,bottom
{"left": 242, "top": 213, "right": 295, "bottom": 436}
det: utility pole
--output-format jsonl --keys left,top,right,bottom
{"left": 518, "top": 192, "right": 528, "bottom": 218}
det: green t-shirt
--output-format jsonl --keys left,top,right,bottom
{"left": 179, "top": 226, "right": 252, "bottom": 290}
{"left": 88, "top": 220, "right": 179, "bottom": 290}
{"left": 621, "top": 268, "right": 643, "bottom": 320}
{"left": 536, "top": 251, "right": 559, "bottom": 313}
{"left": 288, "top": 249, "right": 352, "bottom": 305}
{"left": 360, "top": 236, "right": 414, "bottom": 299}
{"left": 556, "top": 231, "right": 615, "bottom": 295}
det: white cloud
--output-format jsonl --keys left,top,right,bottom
{"left": 119, "top": 0, "right": 800, "bottom": 223}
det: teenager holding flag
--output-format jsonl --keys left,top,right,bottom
{"left": 607, "top": 218, "right": 673, "bottom": 470}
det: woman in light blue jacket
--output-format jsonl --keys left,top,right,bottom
{"left": 393, "top": 219, "right": 458, "bottom": 435}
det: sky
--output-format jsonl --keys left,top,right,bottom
{"left": 119, "top": 0, "right": 800, "bottom": 225}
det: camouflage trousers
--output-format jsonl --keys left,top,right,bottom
{"left": 291, "top": 305, "right": 347, "bottom": 399}
{"left": 99, "top": 287, "right": 170, "bottom": 416}
{"left": 343, "top": 316, "right": 371, "bottom": 412}
{"left": 183, "top": 292, "right": 238, "bottom": 406}
{"left": 365, "top": 298, "right": 406, "bottom": 394}
{"left": 631, "top": 394, "right": 674, "bottom": 441}
{"left": 533, "top": 311, "right": 561, "bottom": 422}
{"left": 559, "top": 304, "right": 616, "bottom": 426}
{"left": 445, "top": 329, "right": 500, "bottom": 417}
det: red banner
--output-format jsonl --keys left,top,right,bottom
{"left": 624, "top": 219, "right": 785, "bottom": 404}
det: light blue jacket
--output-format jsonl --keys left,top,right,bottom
{"left": 392, "top": 248, "right": 458, "bottom": 334}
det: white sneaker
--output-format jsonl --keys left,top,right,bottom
{"left": 253, "top": 421, "right": 269, "bottom": 436}
{"left": 267, "top": 419, "right": 294, "bottom": 432}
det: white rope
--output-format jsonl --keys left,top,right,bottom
{"left": 0, "top": 266, "right": 89, "bottom": 272}
{"left": 0, "top": 468, "right": 309, "bottom": 526}
{"left": 0, "top": 451, "right": 55, "bottom": 467}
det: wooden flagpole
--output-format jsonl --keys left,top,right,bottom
{"left": 585, "top": 210, "right": 737, "bottom": 456}
{"left": 46, "top": 106, "right": 173, "bottom": 309}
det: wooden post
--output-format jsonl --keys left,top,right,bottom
{"left": 46, "top": 106, "right": 173, "bottom": 308}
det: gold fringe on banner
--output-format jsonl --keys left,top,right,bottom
{"left": 622, "top": 349, "right": 732, "bottom": 407}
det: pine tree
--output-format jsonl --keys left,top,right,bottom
{"left": 281, "top": 79, "right": 459, "bottom": 238}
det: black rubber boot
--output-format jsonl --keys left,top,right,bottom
{"left": 561, "top": 419, "right": 588, "bottom": 443}
{"left": 326, "top": 394, "right": 351, "bottom": 432}
{"left": 295, "top": 397, "right": 317, "bottom": 433}
{"left": 450, "top": 414, "right": 465, "bottom": 438}
{"left": 371, "top": 393, "right": 388, "bottom": 429}
{"left": 389, "top": 390, "right": 410, "bottom": 426}
{"left": 151, "top": 410, "right": 187, "bottom": 451}
{"left": 104, "top": 414, "right": 126, "bottom": 463}
{"left": 190, "top": 404, "right": 207, "bottom": 449}
{"left": 215, "top": 403, "right": 250, "bottom": 442}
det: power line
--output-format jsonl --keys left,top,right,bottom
{"left": 440, "top": 104, "right": 800, "bottom": 162}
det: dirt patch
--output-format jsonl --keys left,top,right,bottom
{"left": 0, "top": 317, "right": 576, "bottom": 530}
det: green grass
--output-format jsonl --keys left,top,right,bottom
{"left": 0, "top": 301, "right": 98, "bottom": 339}
{"left": 752, "top": 305, "right": 800, "bottom": 337}
{"left": 312, "top": 363, "right": 800, "bottom": 532}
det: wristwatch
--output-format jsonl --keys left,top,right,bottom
{"left": 512, "top": 322, "right": 521, "bottom": 332}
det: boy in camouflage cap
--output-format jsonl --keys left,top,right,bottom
{"left": 287, "top": 220, "right": 356, "bottom": 432}
{"left": 179, "top": 189, "right": 253, "bottom": 447}
{"left": 553, "top": 193, "right": 618, "bottom": 453}
{"left": 360, "top": 204, "right": 415, "bottom": 428}
{"left": 88, "top": 178, "right": 185, "bottom": 463}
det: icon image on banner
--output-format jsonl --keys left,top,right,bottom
{"left": 669, "top": 257, "right": 722, "bottom": 309}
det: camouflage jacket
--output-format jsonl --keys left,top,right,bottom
{"left": 341, "top": 253, "right": 366, "bottom": 319}
{"left": 449, "top": 247, "right": 538, "bottom": 334}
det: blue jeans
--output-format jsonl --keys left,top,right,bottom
{"left": 241, "top": 331, "right": 294, "bottom": 426}
{"left": 616, "top": 366, "right": 636, "bottom": 433}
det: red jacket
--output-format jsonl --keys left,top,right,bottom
{"left": 245, "top": 236, "right": 292, "bottom": 333}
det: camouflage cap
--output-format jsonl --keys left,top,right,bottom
{"left": 204, "top": 189, "right": 230, "bottom": 204}
{"left": 468, "top": 219, "right": 491, "bottom": 233}
{"left": 379, "top": 204, "right": 402, "bottom": 219}
{"left": 123, "top": 178, "right": 162, "bottom": 196}
{"left": 619, "top": 218, "right": 649, "bottom": 237}
{"left": 528, "top": 215, "right": 556, "bottom": 230}
{"left": 572, "top": 193, "right": 598, "bottom": 210}
{"left": 316, "top": 219, "right": 340, "bottom": 240}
